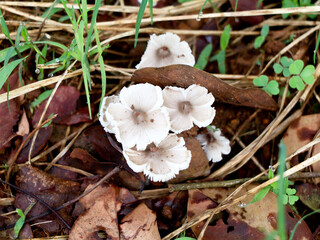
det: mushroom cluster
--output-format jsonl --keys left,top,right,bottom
{"left": 99, "top": 33, "right": 231, "bottom": 182}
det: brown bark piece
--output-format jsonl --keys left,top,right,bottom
{"left": 131, "top": 65, "right": 277, "bottom": 111}
{"left": 120, "top": 202, "right": 161, "bottom": 240}
{"left": 69, "top": 185, "right": 122, "bottom": 240}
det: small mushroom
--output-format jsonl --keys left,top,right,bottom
{"left": 123, "top": 134, "right": 191, "bottom": 182}
{"left": 106, "top": 83, "right": 170, "bottom": 150}
{"left": 136, "top": 32, "right": 195, "bottom": 69}
{"left": 196, "top": 126, "right": 231, "bottom": 162}
{"left": 163, "top": 84, "right": 216, "bottom": 133}
{"left": 99, "top": 95, "right": 120, "bottom": 133}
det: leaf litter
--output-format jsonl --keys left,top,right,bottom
{"left": 0, "top": 0, "right": 320, "bottom": 239}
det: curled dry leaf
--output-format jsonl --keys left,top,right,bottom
{"left": 120, "top": 202, "right": 161, "bottom": 240}
{"left": 14, "top": 166, "right": 80, "bottom": 234}
{"left": 187, "top": 185, "right": 312, "bottom": 240}
{"left": 131, "top": 65, "right": 277, "bottom": 111}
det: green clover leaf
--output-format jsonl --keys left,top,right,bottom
{"left": 288, "top": 195, "right": 299, "bottom": 205}
{"left": 253, "top": 75, "right": 268, "bottom": 87}
{"left": 280, "top": 56, "right": 294, "bottom": 68}
{"left": 286, "top": 188, "right": 296, "bottom": 195}
{"left": 263, "top": 80, "right": 280, "bottom": 96}
{"left": 273, "top": 56, "right": 293, "bottom": 77}
{"left": 282, "top": 194, "right": 289, "bottom": 205}
{"left": 289, "top": 59, "right": 304, "bottom": 75}
{"left": 289, "top": 76, "right": 305, "bottom": 91}
{"left": 300, "top": 65, "right": 315, "bottom": 84}
{"left": 273, "top": 63, "right": 283, "bottom": 74}
{"left": 253, "top": 75, "right": 279, "bottom": 96}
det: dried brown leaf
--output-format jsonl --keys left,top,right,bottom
{"left": 120, "top": 202, "right": 161, "bottom": 240}
{"left": 131, "top": 65, "right": 277, "bottom": 111}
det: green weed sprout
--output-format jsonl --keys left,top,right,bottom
{"left": 288, "top": 60, "right": 315, "bottom": 91}
{"left": 210, "top": 24, "right": 231, "bottom": 74}
{"left": 195, "top": 43, "right": 212, "bottom": 70}
{"left": 253, "top": 75, "right": 279, "bottom": 96}
{"left": 254, "top": 24, "right": 269, "bottom": 49}
{"left": 273, "top": 56, "right": 294, "bottom": 77}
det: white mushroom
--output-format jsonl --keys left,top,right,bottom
{"left": 196, "top": 126, "right": 231, "bottom": 162}
{"left": 123, "top": 134, "right": 191, "bottom": 182}
{"left": 136, "top": 32, "right": 195, "bottom": 69}
{"left": 162, "top": 84, "right": 215, "bottom": 133}
{"left": 99, "top": 95, "right": 120, "bottom": 133}
{"left": 106, "top": 83, "right": 170, "bottom": 150}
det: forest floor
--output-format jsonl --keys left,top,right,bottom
{"left": 0, "top": 0, "right": 320, "bottom": 239}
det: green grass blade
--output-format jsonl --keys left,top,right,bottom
{"left": 289, "top": 208, "right": 320, "bottom": 240}
{"left": 33, "top": 41, "right": 68, "bottom": 51}
{"left": 135, "top": 0, "right": 148, "bottom": 47}
{"left": 85, "top": 0, "right": 101, "bottom": 53}
{"left": 148, "top": 0, "right": 153, "bottom": 24}
{"left": 0, "top": 56, "right": 27, "bottom": 90}
{"left": 277, "top": 140, "right": 287, "bottom": 240}
{"left": 314, "top": 30, "right": 320, "bottom": 64}
{"left": 195, "top": 43, "right": 212, "bottom": 70}
{"left": 94, "top": 25, "right": 107, "bottom": 112}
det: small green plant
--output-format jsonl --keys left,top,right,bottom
{"left": 175, "top": 231, "right": 196, "bottom": 240}
{"left": 210, "top": 24, "right": 231, "bottom": 74}
{"left": 14, "top": 203, "right": 35, "bottom": 239}
{"left": 254, "top": 24, "right": 269, "bottom": 49}
{"left": 282, "top": 0, "right": 316, "bottom": 19}
{"left": 195, "top": 43, "right": 212, "bottom": 70}
{"left": 288, "top": 59, "right": 315, "bottom": 91}
{"left": 255, "top": 56, "right": 315, "bottom": 95}
{"left": 253, "top": 75, "right": 280, "bottom": 96}
{"left": 273, "top": 56, "right": 293, "bottom": 77}
{"left": 30, "top": 89, "right": 53, "bottom": 113}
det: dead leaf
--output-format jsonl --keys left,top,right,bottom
{"left": 69, "top": 184, "right": 122, "bottom": 240}
{"left": 229, "top": 0, "right": 264, "bottom": 25}
{"left": 296, "top": 183, "right": 320, "bottom": 211}
{"left": 14, "top": 166, "right": 80, "bottom": 234}
{"left": 58, "top": 104, "right": 96, "bottom": 125}
{"left": 32, "top": 85, "right": 80, "bottom": 127}
{"left": 283, "top": 114, "right": 320, "bottom": 183}
{"left": 0, "top": 70, "right": 21, "bottom": 149}
{"left": 148, "top": 191, "right": 188, "bottom": 233}
{"left": 16, "top": 126, "right": 53, "bottom": 164}
{"left": 120, "top": 202, "right": 161, "bottom": 240}
{"left": 131, "top": 65, "right": 277, "bottom": 111}
{"left": 187, "top": 185, "right": 312, "bottom": 240}
{"left": 16, "top": 110, "right": 30, "bottom": 137}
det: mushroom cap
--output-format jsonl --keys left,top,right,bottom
{"left": 106, "top": 83, "right": 170, "bottom": 150}
{"left": 196, "top": 126, "right": 231, "bottom": 162}
{"left": 99, "top": 95, "right": 120, "bottom": 133}
{"left": 163, "top": 84, "right": 216, "bottom": 133}
{"left": 123, "top": 134, "right": 192, "bottom": 182}
{"left": 136, "top": 32, "right": 195, "bottom": 69}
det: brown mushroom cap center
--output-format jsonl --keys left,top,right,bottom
{"left": 131, "top": 105, "right": 148, "bottom": 124}
{"left": 178, "top": 101, "right": 192, "bottom": 115}
{"left": 157, "top": 46, "right": 171, "bottom": 58}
